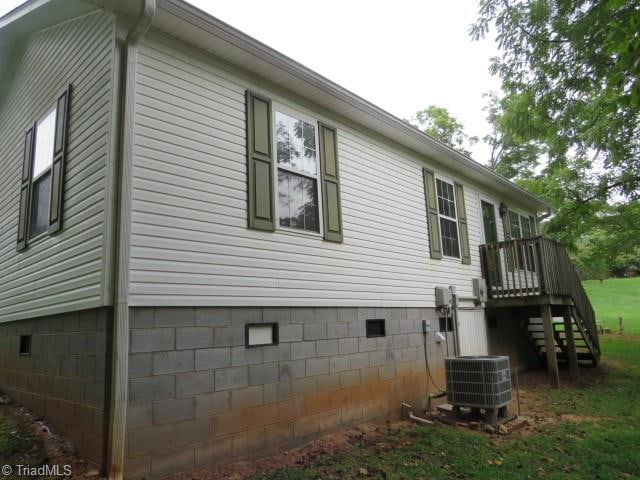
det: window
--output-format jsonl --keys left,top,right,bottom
{"left": 365, "top": 319, "right": 386, "bottom": 338}
{"left": 19, "top": 335, "right": 31, "bottom": 355}
{"left": 275, "top": 111, "right": 320, "bottom": 233}
{"left": 29, "top": 108, "right": 57, "bottom": 239}
{"left": 436, "top": 178, "right": 460, "bottom": 258}
{"left": 245, "top": 323, "right": 279, "bottom": 347}
{"left": 439, "top": 316, "right": 454, "bottom": 332}
{"left": 508, "top": 211, "right": 536, "bottom": 270}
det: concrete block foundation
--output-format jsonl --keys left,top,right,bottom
{"left": 125, "top": 306, "right": 448, "bottom": 479}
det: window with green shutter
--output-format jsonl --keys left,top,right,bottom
{"left": 16, "top": 86, "right": 70, "bottom": 251}
{"left": 246, "top": 91, "right": 343, "bottom": 242}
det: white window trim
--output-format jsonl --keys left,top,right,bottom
{"left": 434, "top": 174, "right": 461, "bottom": 260}
{"left": 28, "top": 105, "right": 57, "bottom": 242}
{"left": 272, "top": 103, "right": 324, "bottom": 238}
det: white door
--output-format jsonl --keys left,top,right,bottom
{"left": 457, "top": 309, "right": 489, "bottom": 356}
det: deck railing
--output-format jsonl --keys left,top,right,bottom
{"left": 480, "top": 236, "right": 600, "bottom": 354}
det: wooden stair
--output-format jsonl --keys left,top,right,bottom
{"left": 523, "top": 310, "right": 600, "bottom": 366}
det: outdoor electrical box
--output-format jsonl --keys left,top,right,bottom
{"left": 472, "top": 278, "right": 488, "bottom": 303}
{"left": 435, "top": 286, "right": 452, "bottom": 308}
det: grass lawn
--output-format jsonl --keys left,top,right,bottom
{"left": 583, "top": 277, "right": 640, "bottom": 333}
{"left": 0, "top": 402, "right": 47, "bottom": 469}
{"left": 248, "top": 280, "right": 640, "bottom": 480}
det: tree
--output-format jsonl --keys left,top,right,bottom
{"left": 409, "top": 105, "right": 478, "bottom": 156}
{"left": 472, "top": 0, "right": 640, "bottom": 252}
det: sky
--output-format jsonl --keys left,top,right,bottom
{"left": 0, "top": 0, "right": 502, "bottom": 164}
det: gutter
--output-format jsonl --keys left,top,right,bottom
{"left": 107, "top": 1, "right": 156, "bottom": 479}
{"left": 159, "top": 0, "right": 550, "bottom": 212}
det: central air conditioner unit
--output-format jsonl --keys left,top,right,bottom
{"left": 445, "top": 355, "right": 512, "bottom": 413}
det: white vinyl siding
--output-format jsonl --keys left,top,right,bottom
{"left": 128, "top": 33, "right": 531, "bottom": 307}
{"left": 0, "top": 12, "right": 117, "bottom": 321}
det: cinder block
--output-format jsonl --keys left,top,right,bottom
{"left": 306, "top": 357, "right": 329, "bottom": 376}
{"left": 249, "top": 362, "right": 279, "bottom": 386}
{"left": 338, "top": 308, "right": 358, "bottom": 323}
{"left": 290, "top": 308, "right": 315, "bottom": 324}
{"left": 361, "top": 366, "right": 380, "bottom": 384}
{"left": 358, "top": 337, "right": 377, "bottom": 352}
{"left": 212, "top": 410, "right": 244, "bottom": 437}
{"left": 316, "top": 373, "right": 341, "bottom": 392}
{"left": 131, "top": 329, "right": 174, "bottom": 353}
{"left": 214, "top": 325, "right": 245, "bottom": 347}
{"left": 195, "top": 391, "right": 230, "bottom": 417}
{"left": 292, "top": 377, "right": 317, "bottom": 397}
{"left": 338, "top": 337, "right": 358, "bottom": 354}
{"left": 278, "top": 360, "right": 306, "bottom": 381}
{"left": 231, "top": 307, "right": 262, "bottom": 324}
{"left": 291, "top": 341, "right": 316, "bottom": 360}
{"left": 342, "top": 404, "right": 364, "bottom": 424}
{"left": 129, "top": 353, "right": 153, "bottom": 378}
{"left": 316, "top": 339, "right": 338, "bottom": 356}
{"left": 277, "top": 398, "right": 304, "bottom": 421}
{"left": 150, "top": 445, "right": 195, "bottom": 476}
{"left": 391, "top": 308, "right": 408, "bottom": 321}
{"left": 231, "top": 385, "right": 263, "bottom": 410}
{"left": 375, "top": 307, "right": 392, "bottom": 319}
{"left": 393, "top": 334, "right": 410, "bottom": 349}
{"left": 176, "top": 327, "right": 214, "bottom": 350}
{"left": 301, "top": 388, "right": 330, "bottom": 415}
{"left": 214, "top": 366, "right": 248, "bottom": 391}
{"left": 129, "top": 375, "right": 175, "bottom": 404}
{"left": 370, "top": 349, "right": 393, "bottom": 367}
{"left": 155, "top": 307, "right": 196, "bottom": 327}
{"left": 262, "top": 307, "right": 291, "bottom": 324}
{"left": 68, "top": 333, "right": 86, "bottom": 355}
{"left": 125, "top": 455, "right": 150, "bottom": 479}
{"left": 195, "top": 347, "right": 230, "bottom": 370}
{"left": 315, "top": 308, "right": 338, "bottom": 323}
{"left": 304, "top": 322, "right": 327, "bottom": 340}
{"left": 153, "top": 350, "right": 194, "bottom": 375}
{"left": 127, "top": 402, "right": 152, "bottom": 430}
{"left": 326, "top": 322, "right": 348, "bottom": 339}
{"left": 232, "top": 426, "right": 266, "bottom": 457}
{"left": 348, "top": 322, "right": 366, "bottom": 337}
{"left": 263, "top": 343, "right": 291, "bottom": 362}
{"left": 357, "top": 307, "right": 375, "bottom": 321}
{"left": 265, "top": 421, "right": 294, "bottom": 445}
{"left": 329, "top": 355, "right": 350, "bottom": 373}
{"left": 131, "top": 308, "right": 155, "bottom": 328}
{"left": 294, "top": 408, "right": 341, "bottom": 438}
{"left": 196, "top": 308, "right": 231, "bottom": 327}
{"left": 152, "top": 397, "right": 195, "bottom": 425}
{"left": 128, "top": 423, "right": 175, "bottom": 456}
{"left": 194, "top": 437, "right": 232, "bottom": 466}
{"left": 242, "top": 403, "right": 278, "bottom": 429}
{"left": 231, "top": 346, "right": 263, "bottom": 366}
{"left": 349, "top": 352, "right": 370, "bottom": 370}
{"left": 340, "top": 370, "right": 361, "bottom": 389}
{"left": 176, "top": 371, "right": 215, "bottom": 396}
{"left": 174, "top": 418, "right": 213, "bottom": 446}
{"left": 278, "top": 324, "right": 303, "bottom": 343}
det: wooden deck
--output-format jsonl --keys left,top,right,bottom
{"left": 479, "top": 236, "right": 600, "bottom": 387}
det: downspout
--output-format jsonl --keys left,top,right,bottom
{"left": 107, "top": 1, "right": 156, "bottom": 479}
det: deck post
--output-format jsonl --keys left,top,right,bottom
{"left": 563, "top": 307, "right": 579, "bottom": 380}
{"left": 541, "top": 304, "right": 560, "bottom": 388}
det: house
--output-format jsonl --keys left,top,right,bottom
{"left": 0, "top": 0, "right": 599, "bottom": 478}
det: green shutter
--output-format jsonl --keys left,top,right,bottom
{"left": 16, "top": 125, "right": 36, "bottom": 251}
{"left": 48, "top": 85, "right": 71, "bottom": 234}
{"left": 319, "top": 122, "right": 342, "bottom": 242}
{"left": 422, "top": 168, "right": 442, "bottom": 259}
{"left": 454, "top": 182, "right": 471, "bottom": 265}
{"left": 246, "top": 90, "right": 275, "bottom": 231}
{"left": 501, "top": 205, "right": 515, "bottom": 271}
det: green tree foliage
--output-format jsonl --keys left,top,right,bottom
{"left": 409, "top": 105, "right": 478, "bottom": 156}
{"left": 472, "top": 0, "right": 640, "bottom": 271}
